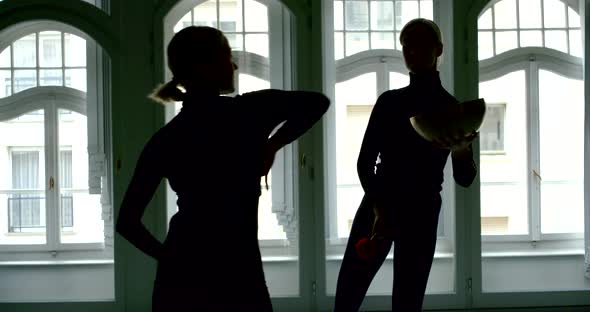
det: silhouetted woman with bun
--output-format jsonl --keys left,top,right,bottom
{"left": 116, "top": 26, "right": 329, "bottom": 311}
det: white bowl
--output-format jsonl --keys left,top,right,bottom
{"left": 410, "top": 98, "right": 486, "bottom": 142}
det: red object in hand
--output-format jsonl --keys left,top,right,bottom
{"left": 355, "top": 237, "right": 378, "bottom": 260}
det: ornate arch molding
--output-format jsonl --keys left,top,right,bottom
{"left": 0, "top": 0, "right": 118, "bottom": 57}
{"left": 479, "top": 47, "right": 583, "bottom": 80}
{"left": 154, "top": 0, "right": 308, "bottom": 24}
{"left": 0, "top": 87, "right": 86, "bottom": 121}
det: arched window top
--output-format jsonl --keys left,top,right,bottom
{"left": 173, "top": 0, "right": 270, "bottom": 58}
{"left": 334, "top": 0, "right": 433, "bottom": 60}
{"left": 0, "top": 31, "right": 87, "bottom": 98}
{"left": 478, "top": 0, "right": 581, "bottom": 60}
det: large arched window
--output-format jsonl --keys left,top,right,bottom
{"left": 477, "top": 0, "right": 585, "bottom": 293}
{"left": 0, "top": 22, "right": 112, "bottom": 258}
{"left": 164, "top": 0, "right": 299, "bottom": 298}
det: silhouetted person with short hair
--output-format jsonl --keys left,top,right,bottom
{"left": 333, "top": 18, "right": 477, "bottom": 312}
{"left": 116, "top": 26, "right": 329, "bottom": 312}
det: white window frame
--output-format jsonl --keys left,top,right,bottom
{"left": 479, "top": 45, "right": 584, "bottom": 254}
{"left": 163, "top": 0, "right": 296, "bottom": 250}
{"left": 0, "top": 21, "right": 112, "bottom": 261}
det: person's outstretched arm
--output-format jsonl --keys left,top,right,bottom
{"left": 116, "top": 136, "right": 165, "bottom": 260}
{"left": 261, "top": 90, "right": 329, "bottom": 150}
{"left": 357, "top": 93, "right": 385, "bottom": 198}
{"left": 246, "top": 89, "right": 330, "bottom": 176}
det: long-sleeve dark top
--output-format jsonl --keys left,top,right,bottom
{"left": 357, "top": 71, "right": 477, "bottom": 200}
{"left": 116, "top": 89, "right": 329, "bottom": 267}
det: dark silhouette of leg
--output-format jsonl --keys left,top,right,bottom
{"left": 391, "top": 194, "right": 441, "bottom": 312}
{"left": 334, "top": 194, "right": 393, "bottom": 312}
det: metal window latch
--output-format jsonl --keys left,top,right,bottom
{"left": 532, "top": 169, "right": 542, "bottom": 181}
{"left": 50, "top": 250, "right": 57, "bottom": 258}
{"left": 300, "top": 153, "right": 306, "bottom": 169}
{"left": 49, "top": 177, "right": 55, "bottom": 190}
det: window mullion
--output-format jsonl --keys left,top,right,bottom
{"left": 527, "top": 59, "right": 542, "bottom": 242}
{"left": 268, "top": 1, "right": 284, "bottom": 89}
{"left": 377, "top": 64, "right": 388, "bottom": 95}
{"left": 10, "top": 43, "right": 14, "bottom": 95}
{"left": 516, "top": 0, "right": 520, "bottom": 48}
{"left": 45, "top": 101, "right": 61, "bottom": 251}
{"left": 36, "top": 32, "right": 40, "bottom": 87}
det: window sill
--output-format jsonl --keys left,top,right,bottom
{"left": 325, "top": 252, "right": 455, "bottom": 262}
{"left": 482, "top": 249, "right": 584, "bottom": 258}
{"left": 261, "top": 256, "right": 298, "bottom": 262}
{"left": 0, "top": 259, "right": 114, "bottom": 266}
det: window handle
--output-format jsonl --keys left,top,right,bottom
{"left": 300, "top": 153, "right": 306, "bottom": 169}
{"left": 49, "top": 177, "right": 55, "bottom": 190}
{"left": 532, "top": 170, "right": 542, "bottom": 181}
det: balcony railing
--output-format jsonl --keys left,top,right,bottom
{"left": 7, "top": 194, "right": 73, "bottom": 232}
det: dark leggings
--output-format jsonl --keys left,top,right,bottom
{"left": 334, "top": 192, "right": 442, "bottom": 312}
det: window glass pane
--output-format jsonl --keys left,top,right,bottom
{"left": 245, "top": 34, "right": 269, "bottom": 57}
{"left": 389, "top": 71, "right": 408, "bottom": 89}
{"left": 371, "top": 1, "right": 393, "bottom": 30}
{"left": 544, "top": 30, "right": 567, "bottom": 53}
{"left": 39, "top": 31, "right": 62, "bottom": 68}
{"left": 478, "top": 31, "right": 494, "bottom": 60}
{"left": 257, "top": 172, "right": 288, "bottom": 240}
{"left": 494, "top": 0, "right": 517, "bottom": 29}
{"left": 64, "top": 33, "right": 86, "bottom": 67}
{"left": 0, "top": 70, "right": 11, "bottom": 97}
{"left": 538, "top": 70, "right": 584, "bottom": 234}
{"left": 13, "top": 34, "right": 36, "bottom": 68}
{"left": 238, "top": 73, "right": 270, "bottom": 94}
{"left": 370, "top": 32, "right": 394, "bottom": 50}
{"left": 519, "top": 30, "right": 543, "bottom": 47}
{"left": 0, "top": 111, "right": 46, "bottom": 245}
{"left": 478, "top": 9, "right": 493, "bottom": 30}
{"left": 334, "top": 1, "right": 344, "bottom": 30}
{"left": 335, "top": 31, "right": 344, "bottom": 60}
{"left": 495, "top": 31, "right": 517, "bottom": 54}
{"left": 65, "top": 68, "right": 87, "bottom": 92}
{"left": 334, "top": 73, "right": 376, "bottom": 239}
{"left": 568, "top": 6, "right": 580, "bottom": 28}
{"left": 396, "top": 0, "right": 419, "bottom": 30}
{"left": 519, "top": 0, "right": 542, "bottom": 29}
{"left": 419, "top": 0, "right": 433, "bottom": 20}
{"left": 0, "top": 46, "right": 10, "bottom": 67}
{"left": 39, "top": 69, "right": 63, "bottom": 86}
{"left": 194, "top": 2, "right": 217, "bottom": 28}
{"left": 58, "top": 109, "right": 103, "bottom": 243}
{"left": 345, "top": 1, "right": 369, "bottom": 31}
{"left": 174, "top": 11, "right": 192, "bottom": 33}
{"left": 543, "top": 0, "right": 566, "bottom": 28}
{"left": 480, "top": 104, "right": 506, "bottom": 153}
{"left": 479, "top": 70, "right": 528, "bottom": 236}
{"left": 569, "top": 29, "right": 582, "bottom": 57}
{"left": 226, "top": 33, "right": 244, "bottom": 51}
{"left": 14, "top": 69, "right": 37, "bottom": 93}
{"left": 220, "top": 0, "right": 243, "bottom": 32}
{"left": 345, "top": 32, "right": 369, "bottom": 56}
{"left": 245, "top": 0, "right": 268, "bottom": 32}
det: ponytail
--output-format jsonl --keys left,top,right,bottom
{"left": 148, "top": 78, "right": 186, "bottom": 104}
